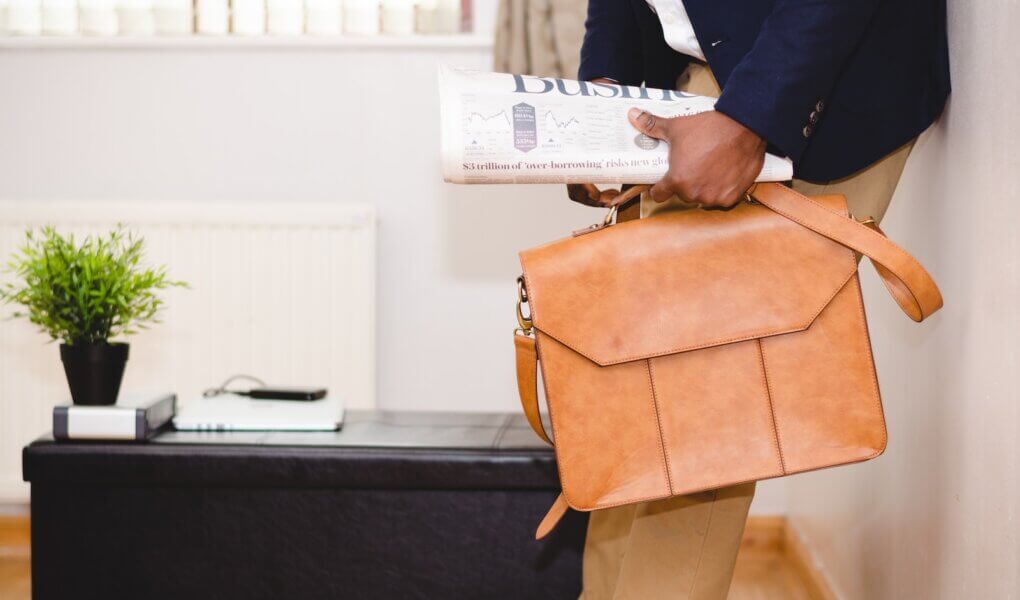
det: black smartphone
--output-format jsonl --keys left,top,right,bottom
{"left": 248, "top": 386, "right": 328, "bottom": 401}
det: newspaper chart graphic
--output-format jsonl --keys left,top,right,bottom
{"left": 441, "top": 67, "right": 794, "bottom": 184}
{"left": 462, "top": 101, "right": 590, "bottom": 155}
{"left": 459, "top": 96, "right": 619, "bottom": 168}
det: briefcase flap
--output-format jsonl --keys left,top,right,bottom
{"left": 518, "top": 195, "right": 859, "bottom": 366}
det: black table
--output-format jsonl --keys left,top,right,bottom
{"left": 23, "top": 411, "right": 586, "bottom": 600}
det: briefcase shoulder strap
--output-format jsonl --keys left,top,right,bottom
{"left": 515, "top": 332, "right": 567, "bottom": 540}
{"left": 749, "top": 182, "right": 943, "bottom": 322}
{"left": 514, "top": 333, "right": 551, "bottom": 446}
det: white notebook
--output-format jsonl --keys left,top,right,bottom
{"left": 173, "top": 394, "right": 344, "bottom": 432}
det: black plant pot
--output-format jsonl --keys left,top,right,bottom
{"left": 59, "top": 343, "right": 129, "bottom": 406}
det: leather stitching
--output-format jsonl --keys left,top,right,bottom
{"left": 533, "top": 333, "right": 571, "bottom": 495}
{"left": 532, "top": 266, "right": 857, "bottom": 367}
{"left": 848, "top": 274, "right": 889, "bottom": 458}
{"left": 535, "top": 334, "right": 695, "bottom": 512}
{"left": 566, "top": 472, "right": 783, "bottom": 512}
{"left": 528, "top": 186, "right": 900, "bottom": 513}
{"left": 781, "top": 185, "right": 928, "bottom": 267}
{"left": 534, "top": 331, "right": 662, "bottom": 512}
{"left": 517, "top": 336, "right": 552, "bottom": 445}
{"left": 759, "top": 190, "right": 938, "bottom": 317}
{"left": 646, "top": 359, "right": 674, "bottom": 495}
{"left": 524, "top": 185, "right": 936, "bottom": 366}
{"left": 520, "top": 190, "right": 862, "bottom": 365}
{"left": 874, "top": 266, "right": 923, "bottom": 320}
{"left": 756, "top": 339, "right": 787, "bottom": 474}
{"left": 544, "top": 279, "right": 883, "bottom": 512}
{"left": 778, "top": 186, "right": 850, "bottom": 218}
{"left": 534, "top": 281, "right": 869, "bottom": 511}
{"left": 550, "top": 285, "right": 885, "bottom": 510}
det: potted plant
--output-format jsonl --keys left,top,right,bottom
{"left": 0, "top": 226, "right": 185, "bottom": 406}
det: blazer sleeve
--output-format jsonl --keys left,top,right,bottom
{"left": 713, "top": 0, "right": 883, "bottom": 163}
{"left": 577, "top": 0, "right": 644, "bottom": 85}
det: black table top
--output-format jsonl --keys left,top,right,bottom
{"left": 23, "top": 410, "right": 559, "bottom": 490}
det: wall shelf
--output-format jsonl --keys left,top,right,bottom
{"left": 0, "top": 33, "right": 493, "bottom": 51}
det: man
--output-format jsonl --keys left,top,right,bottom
{"left": 567, "top": 0, "right": 949, "bottom": 598}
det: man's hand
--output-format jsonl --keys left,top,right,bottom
{"left": 628, "top": 108, "right": 767, "bottom": 208}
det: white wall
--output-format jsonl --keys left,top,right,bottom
{"left": 786, "top": 1, "right": 1020, "bottom": 597}
{"left": 0, "top": 40, "right": 573, "bottom": 414}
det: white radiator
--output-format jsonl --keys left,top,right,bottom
{"left": 0, "top": 201, "right": 376, "bottom": 502}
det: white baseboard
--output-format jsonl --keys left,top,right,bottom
{"left": 785, "top": 519, "right": 842, "bottom": 600}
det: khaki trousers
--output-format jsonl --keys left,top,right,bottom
{"left": 580, "top": 62, "right": 914, "bottom": 600}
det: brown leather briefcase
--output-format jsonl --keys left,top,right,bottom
{"left": 514, "top": 182, "right": 942, "bottom": 538}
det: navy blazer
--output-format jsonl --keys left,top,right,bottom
{"left": 579, "top": 0, "right": 950, "bottom": 182}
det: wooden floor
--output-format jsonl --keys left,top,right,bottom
{"left": 0, "top": 516, "right": 30, "bottom": 600}
{"left": 0, "top": 516, "right": 824, "bottom": 599}
{"left": 729, "top": 516, "right": 829, "bottom": 600}
{"left": 731, "top": 549, "right": 818, "bottom": 600}
{"left": 0, "top": 556, "right": 30, "bottom": 600}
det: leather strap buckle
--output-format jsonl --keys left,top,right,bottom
{"left": 849, "top": 209, "right": 877, "bottom": 226}
{"left": 572, "top": 184, "right": 650, "bottom": 237}
{"left": 515, "top": 276, "right": 533, "bottom": 335}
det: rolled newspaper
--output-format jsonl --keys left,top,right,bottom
{"left": 439, "top": 67, "right": 794, "bottom": 185}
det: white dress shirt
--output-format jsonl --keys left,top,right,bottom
{"left": 646, "top": 0, "right": 705, "bottom": 61}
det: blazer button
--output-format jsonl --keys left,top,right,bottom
{"left": 815, "top": 99, "right": 825, "bottom": 113}
{"left": 802, "top": 124, "right": 813, "bottom": 138}
{"left": 808, "top": 111, "right": 819, "bottom": 124}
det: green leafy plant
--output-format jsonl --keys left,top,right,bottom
{"left": 0, "top": 226, "right": 186, "bottom": 346}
